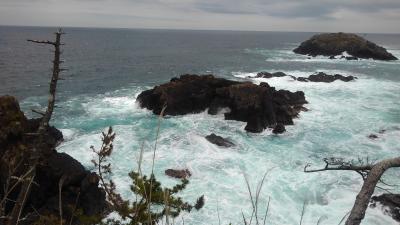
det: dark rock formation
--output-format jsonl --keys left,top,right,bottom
{"left": 205, "top": 133, "right": 235, "bottom": 147}
{"left": 272, "top": 123, "right": 286, "bottom": 134}
{"left": 299, "top": 72, "right": 356, "bottom": 83}
{"left": 368, "top": 134, "right": 379, "bottom": 139}
{"left": 255, "top": 71, "right": 297, "bottom": 80}
{"left": 165, "top": 169, "right": 191, "bottom": 179}
{"left": 345, "top": 56, "right": 359, "bottom": 60}
{"left": 371, "top": 194, "right": 400, "bottom": 222}
{"left": 0, "top": 95, "right": 107, "bottom": 225}
{"left": 249, "top": 71, "right": 356, "bottom": 83}
{"left": 137, "top": 74, "right": 308, "bottom": 133}
{"left": 256, "top": 71, "right": 288, "bottom": 78}
{"left": 294, "top": 32, "right": 398, "bottom": 60}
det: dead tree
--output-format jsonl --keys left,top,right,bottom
{"left": 6, "top": 29, "right": 65, "bottom": 225}
{"left": 305, "top": 157, "right": 400, "bottom": 225}
{"left": 28, "top": 28, "right": 65, "bottom": 134}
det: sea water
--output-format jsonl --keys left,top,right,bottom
{"left": 1, "top": 26, "right": 400, "bottom": 225}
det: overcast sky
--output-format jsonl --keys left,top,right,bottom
{"left": 1, "top": 0, "right": 399, "bottom": 33}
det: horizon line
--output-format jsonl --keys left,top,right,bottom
{"left": 1, "top": 24, "right": 400, "bottom": 35}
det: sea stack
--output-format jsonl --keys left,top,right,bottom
{"left": 294, "top": 32, "right": 398, "bottom": 60}
{"left": 136, "top": 74, "right": 307, "bottom": 133}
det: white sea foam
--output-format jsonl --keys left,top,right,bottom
{"left": 52, "top": 67, "right": 400, "bottom": 225}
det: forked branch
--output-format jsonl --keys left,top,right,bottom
{"left": 305, "top": 157, "right": 400, "bottom": 225}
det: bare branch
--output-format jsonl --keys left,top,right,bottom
{"left": 305, "top": 157, "right": 400, "bottom": 225}
{"left": 31, "top": 109, "right": 45, "bottom": 116}
{"left": 27, "top": 39, "right": 56, "bottom": 45}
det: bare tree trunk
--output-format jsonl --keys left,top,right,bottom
{"left": 305, "top": 157, "right": 400, "bottom": 225}
{"left": 36, "top": 29, "right": 63, "bottom": 134}
{"left": 345, "top": 157, "right": 400, "bottom": 225}
{"left": 6, "top": 29, "right": 65, "bottom": 225}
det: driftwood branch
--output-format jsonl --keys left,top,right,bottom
{"left": 305, "top": 157, "right": 400, "bottom": 225}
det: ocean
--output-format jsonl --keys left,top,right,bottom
{"left": 1, "top": 26, "right": 400, "bottom": 225}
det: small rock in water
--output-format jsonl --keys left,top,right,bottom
{"left": 272, "top": 123, "right": 286, "bottom": 134}
{"left": 165, "top": 169, "right": 191, "bottom": 179}
{"left": 368, "top": 134, "right": 378, "bottom": 139}
{"left": 205, "top": 133, "right": 235, "bottom": 147}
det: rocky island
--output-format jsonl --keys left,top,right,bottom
{"left": 294, "top": 32, "right": 398, "bottom": 60}
{"left": 137, "top": 74, "right": 308, "bottom": 133}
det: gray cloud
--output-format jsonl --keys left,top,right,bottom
{"left": 0, "top": 0, "right": 400, "bottom": 33}
{"left": 189, "top": 0, "right": 400, "bottom": 18}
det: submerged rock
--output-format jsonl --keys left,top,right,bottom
{"left": 294, "top": 32, "right": 398, "bottom": 60}
{"left": 137, "top": 74, "right": 307, "bottom": 133}
{"left": 371, "top": 194, "right": 400, "bottom": 222}
{"left": 0, "top": 95, "right": 107, "bottom": 225}
{"left": 165, "top": 169, "right": 191, "bottom": 179}
{"left": 205, "top": 133, "right": 235, "bottom": 147}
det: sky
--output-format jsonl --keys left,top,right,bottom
{"left": 1, "top": 0, "right": 400, "bottom": 33}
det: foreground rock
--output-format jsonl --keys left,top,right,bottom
{"left": 294, "top": 33, "right": 398, "bottom": 60}
{"left": 165, "top": 169, "right": 191, "bottom": 179}
{"left": 252, "top": 71, "right": 356, "bottom": 83}
{"left": 0, "top": 95, "right": 107, "bottom": 225}
{"left": 205, "top": 133, "right": 235, "bottom": 147}
{"left": 371, "top": 194, "right": 400, "bottom": 222}
{"left": 137, "top": 74, "right": 307, "bottom": 133}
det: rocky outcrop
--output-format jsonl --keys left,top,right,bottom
{"left": 371, "top": 194, "right": 400, "bottom": 222}
{"left": 299, "top": 72, "right": 356, "bottom": 83}
{"left": 0, "top": 96, "right": 107, "bottom": 225}
{"left": 205, "top": 133, "right": 235, "bottom": 147}
{"left": 254, "top": 71, "right": 293, "bottom": 79}
{"left": 251, "top": 71, "right": 356, "bottom": 83}
{"left": 137, "top": 75, "right": 308, "bottom": 133}
{"left": 165, "top": 169, "right": 191, "bottom": 179}
{"left": 294, "top": 32, "right": 398, "bottom": 60}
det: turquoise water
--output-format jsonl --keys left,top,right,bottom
{"left": 1, "top": 27, "right": 400, "bottom": 224}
